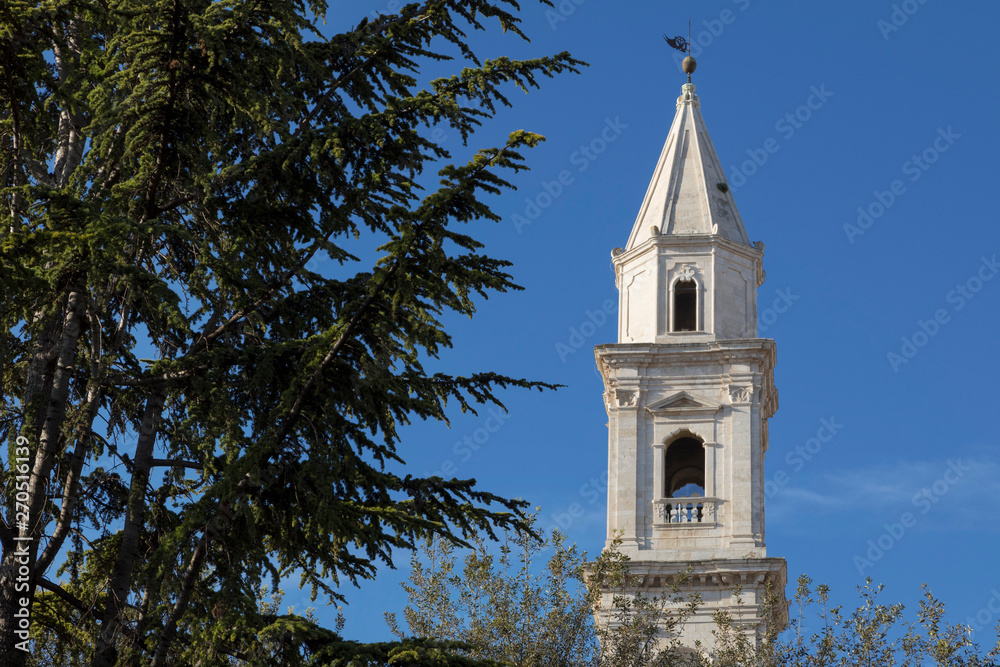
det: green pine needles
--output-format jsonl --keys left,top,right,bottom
{"left": 0, "top": 1, "right": 582, "bottom": 664}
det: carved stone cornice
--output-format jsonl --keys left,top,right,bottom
{"left": 594, "top": 339, "right": 777, "bottom": 370}
{"left": 595, "top": 557, "right": 788, "bottom": 596}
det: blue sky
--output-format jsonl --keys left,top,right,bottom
{"left": 320, "top": 0, "right": 1000, "bottom": 643}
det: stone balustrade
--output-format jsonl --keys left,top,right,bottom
{"left": 653, "top": 497, "right": 717, "bottom": 525}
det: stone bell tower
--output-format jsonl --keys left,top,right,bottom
{"left": 593, "top": 70, "right": 787, "bottom": 649}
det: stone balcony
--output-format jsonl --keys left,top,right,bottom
{"left": 653, "top": 497, "right": 718, "bottom": 525}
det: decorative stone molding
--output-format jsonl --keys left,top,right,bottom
{"left": 646, "top": 391, "right": 721, "bottom": 417}
{"left": 598, "top": 356, "right": 624, "bottom": 377}
{"left": 658, "top": 426, "right": 711, "bottom": 444}
{"left": 614, "top": 388, "right": 638, "bottom": 408}
{"left": 677, "top": 82, "right": 699, "bottom": 106}
{"left": 675, "top": 264, "right": 696, "bottom": 282}
{"left": 702, "top": 499, "right": 718, "bottom": 523}
{"left": 727, "top": 384, "right": 754, "bottom": 404}
{"left": 751, "top": 242, "right": 767, "bottom": 287}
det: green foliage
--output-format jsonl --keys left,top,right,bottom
{"left": 0, "top": 1, "right": 583, "bottom": 664}
{"left": 390, "top": 536, "right": 1000, "bottom": 667}
{"left": 386, "top": 514, "right": 599, "bottom": 667}
{"left": 386, "top": 522, "right": 706, "bottom": 667}
{"left": 584, "top": 537, "right": 700, "bottom": 667}
{"left": 715, "top": 576, "right": 1000, "bottom": 667}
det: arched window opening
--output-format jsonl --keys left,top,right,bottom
{"left": 673, "top": 280, "right": 697, "bottom": 332}
{"left": 673, "top": 482, "right": 704, "bottom": 498}
{"left": 664, "top": 437, "right": 705, "bottom": 498}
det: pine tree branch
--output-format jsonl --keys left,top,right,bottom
{"left": 27, "top": 290, "right": 86, "bottom": 547}
{"left": 150, "top": 459, "right": 202, "bottom": 470}
{"left": 37, "top": 577, "right": 105, "bottom": 622}
{"left": 36, "top": 301, "right": 106, "bottom": 575}
{"left": 52, "top": 18, "right": 87, "bottom": 188}
{"left": 150, "top": 532, "right": 208, "bottom": 667}
{"left": 271, "top": 139, "right": 520, "bottom": 450}
{"left": 35, "top": 423, "right": 90, "bottom": 575}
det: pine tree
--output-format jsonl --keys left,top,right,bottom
{"left": 0, "top": 1, "right": 582, "bottom": 664}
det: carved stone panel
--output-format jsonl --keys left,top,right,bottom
{"left": 728, "top": 384, "right": 754, "bottom": 404}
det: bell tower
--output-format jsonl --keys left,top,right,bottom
{"left": 594, "top": 73, "right": 788, "bottom": 648}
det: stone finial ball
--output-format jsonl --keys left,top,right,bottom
{"left": 682, "top": 56, "right": 697, "bottom": 74}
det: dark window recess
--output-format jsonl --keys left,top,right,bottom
{"left": 665, "top": 437, "right": 705, "bottom": 497}
{"left": 674, "top": 280, "right": 697, "bottom": 331}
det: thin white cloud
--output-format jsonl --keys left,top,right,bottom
{"left": 769, "top": 449, "right": 1000, "bottom": 532}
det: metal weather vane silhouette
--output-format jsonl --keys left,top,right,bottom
{"left": 662, "top": 33, "right": 689, "bottom": 54}
{"left": 664, "top": 20, "right": 698, "bottom": 83}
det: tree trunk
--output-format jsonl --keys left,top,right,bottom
{"left": 1, "top": 292, "right": 84, "bottom": 664}
{"left": 91, "top": 386, "right": 165, "bottom": 667}
{"left": 150, "top": 534, "right": 208, "bottom": 667}
{"left": 0, "top": 552, "right": 30, "bottom": 667}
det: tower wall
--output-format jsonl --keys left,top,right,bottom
{"left": 597, "top": 340, "right": 776, "bottom": 562}
{"left": 616, "top": 236, "right": 764, "bottom": 344}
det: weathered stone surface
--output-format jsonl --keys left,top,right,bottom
{"left": 625, "top": 83, "right": 750, "bottom": 251}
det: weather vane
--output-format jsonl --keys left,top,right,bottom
{"left": 664, "top": 20, "right": 697, "bottom": 83}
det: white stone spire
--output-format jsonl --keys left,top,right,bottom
{"left": 592, "top": 72, "right": 787, "bottom": 651}
{"left": 625, "top": 83, "right": 750, "bottom": 251}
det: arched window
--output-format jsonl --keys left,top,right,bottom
{"left": 673, "top": 279, "right": 698, "bottom": 332}
{"left": 664, "top": 437, "right": 705, "bottom": 498}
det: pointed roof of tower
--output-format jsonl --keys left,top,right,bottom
{"left": 625, "top": 82, "right": 751, "bottom": 250}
